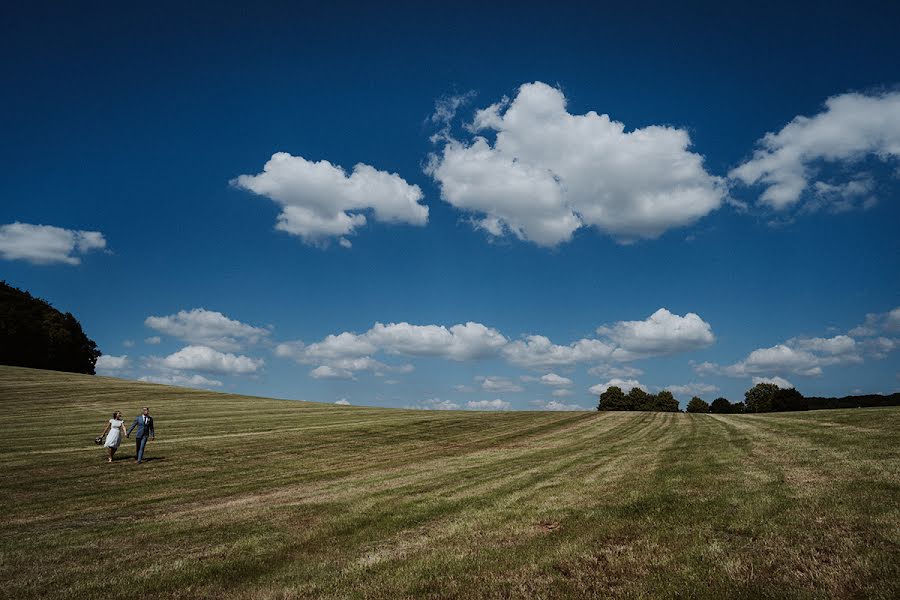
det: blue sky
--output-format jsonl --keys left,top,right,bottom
{"left": 2, "top": 1, "right": 898, "bottom": 409}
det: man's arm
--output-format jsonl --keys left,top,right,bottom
{"left": 126, "top": 417, "right": 137, "bottom": 437}
{"left": 149, "top": 418, "right": 155, "bottom": 439}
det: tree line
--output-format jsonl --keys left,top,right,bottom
{"left": 598, "top": 381, "right": 900, "bottom": 413}
{"left": 0, "top": 281, "right": 101, "bottom": 374}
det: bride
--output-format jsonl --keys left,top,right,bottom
{"left": 99, "top": 411, "right": 126, "bottom": 463}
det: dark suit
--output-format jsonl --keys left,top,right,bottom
{"left": 127, "top": 415, "right": 154, "bottom": 462}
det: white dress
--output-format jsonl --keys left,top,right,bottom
{"left": 104, "top": 419, "right": 124, "bottom": 449}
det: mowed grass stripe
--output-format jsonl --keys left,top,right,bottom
{"left": 1, "top": 366, "right": 899, "bottom": 599}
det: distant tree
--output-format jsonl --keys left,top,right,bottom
{"left": 628, "top": 387, "right": 654, "bottom": 411}
{"left": 686, "top": 396, "right": 710, "bottom": 413}
{"left": 731, "top": 401, "right": 746, "bottom": 414}
{"left": 0, "top": 281, "right": 100, "bottom": 374}
{"left": 744, "top": 383, "right": 779, "bottom": 413}
{"left": 772, "top": 387, "right": 807, "bottom": 412}
{"left": 709, "top": 397, "right": 732, "bottom": 414}
{"left": 598, "top": 386, "right": 629, "bottom": 411}
{"left": 806, "top": 392, "right": 900, "bottom": 410}
{"left": 655, "top": 390, "right": 680, "bottom": 412}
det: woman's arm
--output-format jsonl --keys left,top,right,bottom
{"left": 100, "top": 422, "right": 110, "bottom": 437}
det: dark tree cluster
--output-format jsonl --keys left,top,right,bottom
{"left": 597, "top": 386, "right": 680, "bottom": 412}
{"left": 710, "top": 397, "right": 745, "bottom": 414}
{"left": 686, "top": 397, "right": 710, "bottom": 413}
{"left": 741, "top": 383, "right": 900, "bottom": 413}
{"left": 743, "top": 383, "right": 808, "bottom": 413}
{"left": 0, "top": 281, "right": 101, "bottom": 374}
{"left": 805, "top": 393, "right": 900, "bottom": 410}
{"left": 596, "top": 380, "right": 900, "bottom": 416}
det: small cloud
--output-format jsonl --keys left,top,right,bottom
{"left": 476, "top": 375, "right": 524, "bottom": 392}
{"left": 144, "top": 336, "right": 162, "bottom": 345}
{"left": 145, "top": 308, "right": 269, "bottom": 352}
{"left": 138, "top": 373, "right": 223, "bottom": 389}
{"left": 160, "top": 345, "right": 263, "bottom": 375}
{"left": 0, "top": 222, "right": 107, "bottom": 265}
{"left": 96, "top": 355, "right": 129, "bottom": 373}
{"left": 751, "top": 375, "right": 794, "bottom": 389}
{"left": 588, "top": 378, "right": 643, "bottom": 395}
{"left": 665, "top": 382, "right": 720, "bottom": 399}
{"left": 406, "top": 398, "right": 461, "bottom": 411}
{"left": 466, "top": 399, "right": 512, "bottom": 411}
{"left": 539, "top": 373, "right": 573, "bottom": 387}
{"left": 531, "top": 400, "right": 587, "bottom": 411}
{"left": 335, "top": 398, "right": 351, "bottom": 406}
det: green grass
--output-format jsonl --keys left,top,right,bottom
{"left": 1, "top": 365, "right": 898, "bottom": 599}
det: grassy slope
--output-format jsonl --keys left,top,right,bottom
{"left": 0, "top": 366, "right": 898, "bottom": 599}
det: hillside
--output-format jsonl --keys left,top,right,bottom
{"left": 1, "top": 366, "right": 898, "bottom": 599}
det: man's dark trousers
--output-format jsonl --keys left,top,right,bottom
{"left": 135, "top": 435, "right": 149, "bottom": 462}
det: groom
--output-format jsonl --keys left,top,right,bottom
{"left": 126, "top": 406, "right": 155, "bottom": 463}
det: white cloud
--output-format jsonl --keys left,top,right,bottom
{"left": 276, "top": 310, "right": 712, "bottom": 380}
{"left": 598, "top": 308, "right": 715, "bottom": 360}
{"left": 588, "top": 364, "right": 644, "bottom": 378}
{"left": 0, "top": 222, "right": 106, "bottom": 265}
{"left": 850, "top": 307, "right": 900, "bottom": 337}
{"left": 730, "top": 345, "right": 823, "bottom": 377}
{"left": 429, "top": 91, "right": 477, "bottom": 143}
{"left": 161, "top": 345, "right": 263, "bottom": 375}
{"left": 231, "top": 152, "right": 428, "bottom": 246}
{"left": 122, "top": 340, "right": 135, "bottom": 348}
{"left": 138, "top": 373, "right": 223, "bottom": 389}
{"left": 551, "top": 389, "right": 574, "bottom": 397}
{"left": 791, "top": 335, "right": 857, "bottom": 356}
{"left": 144, "top": 336, "right": 162, "bottom": 345}
{"left": 531, "top": 400, "right": 587, "bottom": 411}
{"left": 807, "top": 178, "right": 877, "bottom": 213}
{"left": 476, "top": 376, "right": 524, "bottom": 393}
{"left": 503, "top": 308, "right": 712, "bottom": 369}
{"left": 96, "top": 355, "right": 129, "bottom": 372}
{"left": 666, "top": 382, "right": 719, "bottom": 398}
{"left": 145, "top": 308, "right": 269, "bottom": 352}
{"left": 367, "top": 322, "right": 508, "bottom": 360}
{"left": 335, "top": 398, "right": 351, "bottom": 406}
{"left": 309, "top": 365, "right": 354, "bottom": 380}
{"left": 502, "top": 335, "right": 614, "bottom": 369}
{"left": 539, "top": 373, "right": 573, "bottom": 386}
{"left": 466, "top": 399, "right": 512, "bottom": 411}
{"left": 276, "top": 321, "right": 507, "bottom": 380}
{"left": 751, "top": 376, "right": 795, "bottom": 389}
{"left": 589, "top": 378, "right": 643, "bottom": 395}
{"left": 861, "top": 337, "right": 897, "bottom": 360}
{"left": 730, "top": 91, "right": 900, "bottom": 210}
{"left": 407, "top": 398, "right": 461, "bottom": 411}
{"left": 426, "top": 81, "right": 725, "bottom": 246}
{"left": 708, "top": 334, "right": 864, "bottom": 379}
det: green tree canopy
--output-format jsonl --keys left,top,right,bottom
{"left": 744, "top": 383, "right": 779, "bottom": 413}
{"left": 772, "top": 387, "right": 807, "bottom": 411}
{"left": 628, "top": 387, "right": 653, "bottom": 411}
{"left": 598, "top": 386, "right": 629, "bottom": 411}
{"left": 686, "top": 396, "right": 710, "bottom": 413}
{"left": 655, "top": 390, "right": 680, "bottom": 412}
{"left": 0, "top": 281, "right": 101, "bottom": 374}
{"left": 709, "top": 397, "right": 732, "bottom": 414}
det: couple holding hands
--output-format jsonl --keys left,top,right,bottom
{"left": 98, "top": 406, "right": 155, "bottom": 463}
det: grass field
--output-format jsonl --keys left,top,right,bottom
{"left": 1, "top": 365, "right": 898, "bottom": 599}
